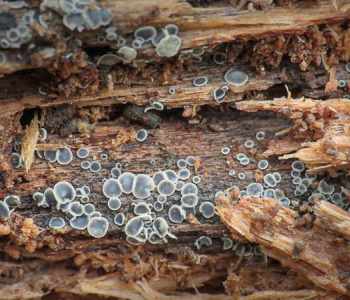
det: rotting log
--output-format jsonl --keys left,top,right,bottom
{"left": 1, "top": 0, "right": 350, "bottom": 299}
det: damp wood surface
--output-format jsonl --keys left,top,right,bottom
{"left": 1, "top": 0, "right": 350, "bottom": 300}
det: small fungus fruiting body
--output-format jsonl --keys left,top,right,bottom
{"left": 83, "top": 203, "right": 95, "bottom": 215}
{"left": 192, "top": 76, "right": 208, "bottom": 87}
{"left": 345, "top": 63, "right": 350, "bottom": 73}
{"left": 222, "top": 237, "right": 233, "bottom": 250}
{"left": 246, "top": 183, "right": 263, "bottom": 197}
{"left": 87, "top": 216, "right": 109, "bottom": 238}
{"left": 228, "top": 170, "right": 236, "bottom": 177}
{"left": 125, "top": 216, "right": 144, "bottom": 237}
{"left": 11, "top": 153, "right": 22, "bottom": 168}
{"left": 238, "top": 172, "right": 246, "bottom": 180}
{"left": 132, "top": 174, "right": 155, "bottom": 199}
{"left": 155, "top": 33, "right": 182, "bottom": 58}
{"left": 111, "top": 167, "right": 122, "bottom": 178}
{"left": 194, "top": 236, "right": 212, "bottom": 250}
{"left": 49, "top": 217, "right": 66, "bottom": 229}
{"left": 224, "top": 69, "right": 249, "bottom": 86}
{"left": 244, "top": 139, "right": 255, "bottom": 149}
{"left": 54, "top": 181, "right": 76, "bottom": 203}
{"left": 117, "top": 46, "right": 137, "bottom": 63}
{"left": 178, "top": 168, "right": 191, "bottom": 180}
{"left": 0, "top": 201, "right": 10, "bottom": 219}
{"left": 70, "top": 214, "right": 90, "bottom": 230}
{"left": 185, "top": 156, "right": 196, "bottom": 166}
{"left": 114, "top": 213, "right": 126, "bottom": 226}
{"left": 317, "top": 179, "right": 334, "bottom": 195}
{"left": 133, "top": 202, "right": 151, "bottom": 215}
{"left": 257, "top": 160, "right": 269, "bottom": 170}
{"left": 57, "top": 146, "right": 73, "bottom": 165}
{"left": 153, "top": 201, "right": 164, "bottom": 212}
{"left": 181, "top": 182, "right": 198, "bottom": 195}
{"left": 157, "top": 194, "right": 167, "bottom": 203}
{"left": 168, "top": 204, "right": 186, "bottom": 224}
{"left": 213, "top": 87, "right": 226, "bottom": 103}
{"left": 338, "top": 80, "right": 347, "bottom": 88}
{"left": 89, "top": 161, "right": 102, "bottom": 172}
{"left": 176, "top": 159, "right": 187, "bottom": 169}
{"left": 239, "top": 157, "right": 250, "bottom": 166}
{"left": 164, "top": 24, "right": 179, "bottom": 35}
{"left": 291, "top": 160, "right": 305, "bottom": 172}
{"left": 181, "top": 194, "right": 198, "bottom": 207}
{"left": 256, "top": 131, "right": 266, "bottom": 141}
{"left": 119, "top": 172, "right": 135, "bottom": 194}
{"left": 103, "top": 178, "right": 122, "bottom": 198}
{"left": 263, "top": 173, "right": 277, "bottom": 187}
{"left": 192, "top": 176, "right": 201, "bottom": 184}
{"left": 199, "top": 201, "right": 215, "bottom": 219}
{"left": 158, "top": 179, "right": 176, "bottom": 196}
{"left": 153, "top": 217, "right": 170, "bottom": 238}
{"left": 77, "top": 147, "right": 89, "bottom": 159}
{"left": 68, "top": 201, "right": 84, "bottom": 216}
{"left": 136, "top": 129, "right": 148, "bottom": 142}
{"left": 168, "top": 86, "right": 176, "bottom": 95}
{"left": 221, "top": 147, "right": 230, "bottom": 155}
{"left": 80, "top": 160, "right": 90, "bottom": 170}
{"left": 153, "top": 171, "right": 166, "bottom": 186}
{"left": 39, "top": 128, "right": 48, "bottom": 142}
{"left": 107, "top": 197, "right": 122, "bottom": 211}
{"left": 164, "top": 169, "right": 178, "bottom": 183}
{"left": 44, "top": 150, "right": 57, "bottom": 163}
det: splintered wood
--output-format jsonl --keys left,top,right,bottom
{"left": 216, "top": 195, "right": 350, "bottom": 296}
{"left": 236, "top": 98, "right": 350, "bottom": 173}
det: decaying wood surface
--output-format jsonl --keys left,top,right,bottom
{"left": 1, "top": 0, "right": 350, "bottom": 299}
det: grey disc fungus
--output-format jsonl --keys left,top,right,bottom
{"left": 175, "top": 180, "right": 185, "bottom": 191}
{"left": 111, "top": 167, "right": 122, "bottom": 178}
{"left": 168, "top": 86, "right": 176, "bottom": 95}
{"left": 164, "top": 169, "right": 178, "bottom": 183}
{"left": 0, "top": 201, "right": 10, "bottom": 220}
{"left": 157, "top": 194, "right": 167, "bottom": 203}
{"left": 185, "top": 156, "right": 196, "bottom": 166}
{"left": 90, "top": 211, "right": 102, "bottom": 218}
{"left": 83, "top": 203, "right": 95, "bottom": 215}
{"left": 77, "top": 147, "right": 89, "bottom": 159}
{"left": 114, "top": 212, "right": 126, "bottom": 226}
{"left": 107, "top": 197, "right": 122, "bottom": 211}
{"left": 44, "top": 187, "right": 59, "bottom": 208}
{"left": 136, "top": 129, "right": 148, "bottom": 142}
{"left": 89, "top": 160, "right": 102, "bottom": 173}
{"left": 213, "top": 52, "right": 227, "bottom": 65}
{"left": 57, "top": 146, "right": 73, "bottom": 165}
{"left": 290, "top": 170, "right": 301, "bottom": 178}
{"left": 125, "top": 216, "right": 144, "bottom": 237}
{"left": 134, "top": 26, "right": 157, "bottom": 42}
{"left": 4, "top": 195, "right": 21, "bottom": 208}
{"left": 181, "top": 182, "right": 198, "bottom": 195}
{"left": 257, "top": 159, "right": 269, "bottom": 170}
{"left": 246, "top": 183, "right": 263, "bottom": 197}
{"left": 54, "top": 181, "right": 76, "bottom": 203}
{"left": 317, "top": 179, "right": 334, "bottom": 195}
{"left": 338, "top": 80, "right": 347, "bottom": 88}
{"left": 49, "top": 217, "right": 66, "bottom": 229}
{"left": 157, "top": 179, "right": 176, "bottom": 196}
{"left": 228, "top": 169, "right": 236, "bottom": 177}
{"left": 263, "top": 173, "right": 277, "bottom": 187}
{"left": 238, "top": 172, "right": 246, "bottom": 180}
{"left": 117, "top": 46, "right": 137, "bottom": 63}
{"left": 132, "top": 174, "right": 155, "bottom": 199}
{"left": 192, "top": 76, "right": 208, "bottom": 87}
{"left": 194, "top": 236, "right": 212, "bottom": 250}
{"left": 181, "top": 194, "right": 198, "bottom": 208}
{"left": 221, "top": 146, "right": 230, "bottom": 155}
{"left": 168, "top": 204, "right": 186, "bottom": 224}
{"left": 164, "top": 24, "right": 179, "bottom": 35}
{"left": 39, "top": 128, "right": 47, "bottom": 142}
{"left": 153, "top": 201, "right": 164, "bottom": 212}
{"left": 132, "top": 38, "right": 145, "bottom": 49}
{"left": 11, "top": 153, "right": 22, "bottom": 168}
{"left": 263, "top": 188, "right": 276, "bottom": 199}
{"left": 236, "top": 153, "right": 247, "bottom": 161}
{"left": 279, "top": 197, "right": 290, "bottom": 207}
{"left": 148, "top": 232, "right": 164, "bottom": 244}
{"left": 33, "top": 191, "right": 44, "bottom": 202}
{"left": 292, "top": 176, "right": 302, "bottom": 185}
{"left": 70, "top": 214, "right": 90, "bottom": 230}
{"left": 44, "top": 150, "right": 57, "bottom": 162}
{"left": 224, "top": 69, "right": 249, "bottom": 86}
{"left": 291, "top": 160, "right": 305, "bottom": 172}
{"left": 155, "top": 33, "right": 182, "bottom": 58}
{"left": 213, "top": 87, "right": 226, "bottom": 103}
{"left": 274, "top": 189, "right": 285, "bottom": 200}
{"left": 153, "top": 171, "right": 166, "bottom": 186}
{"left": 119, "top": 172, "right": 135, "bottom": 194}
{"left": 273, "top": 172, "right": 282, "bottom": 183}
{"left": 239, "top": 157, "right": 250, "bottom": 166}
{"left": 345, "top": 63, "right": 350, "bottom": 73}
{"left": 68, "top": 201, "right": 84, "bottom": 216}
{"left": 244, "top": 139, "right": 255, "bottom": 149}
{"left": 256, "top": 131, "right": 266, "bottom": 141}
{"left": 177, "top": 168, "right": 191, "bottom": 180}
{"left": 133, "top": 202, "right": 151, "bottom": 215}
{"left": 103, "top": 178, "right": 122, "bottom": 198}
{"left": 192, "top": 176, "right": 201, "bottom": 184}
{"left": 176, "top": 159, "right": 187, "bottom": 169}
{"left": 80, "top": 161, "right": 90, "bottom": 170}
{"left": 153, "top": 217, "right": 170, "bottom": 238}
{"left": 199, "top": 201, "right": 215, "bottom": 219}
{"left": 97, "top": 53, "right": 119, "bottom": 66}
{"left": 222, "top": 237, "right": 233, "bottom": 250}
{"left": 87, "top": 216, "right": 109, "bottom": 238}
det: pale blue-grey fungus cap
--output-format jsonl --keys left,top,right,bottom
{"left": 153, "top": 171, "right": 166, "bottom": 186}
{"left": 164, "top": 169, "right": 178, "bottom": 183}
{"left": 238, "top": 172, "right": 246, "bottom": 180}
{"left": 239, "top": 157, "right": 250, "bottom": 166}
{"left": 263, "top": 173, "right": 277, "bottom": 187}
{"left": 263, "top": 188, "right": 275, "bottom": 199}
{"left": 134, "top": 26, "right": 157, "bottom": 42}
{"left": 103, "top": 178, "right": 122, "bottom": 198}
{"left": 87, "top": 216, "right": 109, "bottom": 238}
{"left": 49, "top": 217, "right": 66, "bottom": 229}
{"left": 39, "top": 128, "right": 47, "bottom": 142}
{"left": 155, "top": 33, "right": 182, "bottom": 58}
{"left": 176, "top": 159, "right": 187, "bottom": 169}
{"left": 80, "top": 160, "right": 90, "bottom": 170}
{"left": 256, "top": 131, "right": 266, "bottom": 141}
{"left": 186, "top": 156, "right": 196, "bottom": 166}
{"left": 83, "top": 203, "right": 95, "bottom": 215}
{"left": 89, "top": 161, "right": 101, "bottom": 172}
{"left": 158, "top": 179, "right": 176, "bottom": 196}
{"left": 132, "top": 38, "right": 144, "bottom": 49}
{"left": 44, "top": 187, "right": 59, "bottom": 208}
{"left": 222, "top": 237, "right": 233, "bottom": 250}
{"left": 165, "top": 24, "right": 179, "bottom": 36}
{"left": 246, "top": 183, "right": 263, "bottom": 197}
{"left": 68, "top": 201, "right": 84, "bottom": 216}
{"left": 44, "top": 150, "right": 57, "bottom": 162}
{"left": 291, "top": 160, "right": 305, "bottom": 172}
{"left": 181, "top": 194, "right": 198, "bottom": 208}
{"left": 57, "top": 146, "right": 73, "bottom": 165}
{"left": 0, "top": 201, "right": 10, "bottom": 220}
{"left": 132, "top": 174, "right": 154, "bottom": 199}
{"left": 133, "top": 202, "right": 151, "bottom": 215}
{"left": 111, "top": 167, "right": 122, "bottom": 178}
{"left": 194, "top": 236, "right": 212, "bottom": 250}
{"left": 221, "top": 147, "right": 230, "bottom": 155}
{"left": 114, "top": 212, "right": 125, "bottom": 226}
{"left": 54, "top": 181, "right": 76, "bottom": 203}
{"left": 119, "top": 172, "right": 135, "bottom": 194}
{"left": 4, "top": 195, "right": 21, "bottom": 208}
{"left": 181, "top": 182, "right": 198, "bottom": 195}
{"left": 97, "top": 53, "right": 119, "bottom": 66}
{"left": 168, "top": 204, "right": 186, "bottom": 224}
{"left": 0, "top": 51, "right": 7, "bottom": 65}
{"left": 175, "top": 180, "right": 185, "bottom": 191}
{"left": 153, "top": 201, "right": 164, "bottom": 212}
{"left": 117, "top": 46, "right": 137, "bottom": 63}
{"left": 192, "top": 76, "right": 208, "bottom": 87}
{"left": 257, "top": 160, "right": 269, "bottom": 170}
{"left": 136, "top": 129, "right": 148, "bottom": 142}
{"left": 153, "top": 217, "right": 169, "bottom": 238}
{"left": 177, "top": 168, "right": 191, "bottom": 180}
{"left": 70, "top": 214, "right": 89, "bottom": 230}
{"left": 107, "top": 197, "right": 121, "bottom": 211}
{"left": 273, "top": 172, "right": 282, "bottom": 183}
{"left": 192, "top": 176, "right": 201, "bottom": 184}
{"left": 224, "top": 69, "right": 249, "bottom": 86}
{"left": 199, "top": 201, "right": 215, "bottom": 219}
{"left": 76, "top": 147, "right": 89, "bottom": 159}
{"left": 244, "top": 139, "right": 255, "bottom": 149}
{"left": 11, "top": 153, "right": 22, "bottom": 168}
{"left": 125, "top": 216, "right": 144, "bottom": 237}
{"left": 213, "top": 87, "right": 226, "bottom": 103}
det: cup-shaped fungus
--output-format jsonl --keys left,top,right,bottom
{"left": 164, "top": 24, "right": 179, "bottom": 35}
{"left": 199, "top": 201, "right": 215, "bottom": 219}
{"left": 273, "top": 172, "right": 282, "bottom": 183}
{"left": 135, "top": 129, "right": 148, "bottom": 142}
{"left": 291, "top": 160, "right": 305, "bottom": 172}
{"left": 153, "top": 217, "right": 169, "bottom": 238}
{"left": 102, "top": 178, "right": 122, "bottom": 198}
{"left": 168, "top": 204, "right": 186, "bottom": 224}
{"left": 89, "top": 161, "right": 101, "bottom": 172}
{"left": 132, "top": 174, "right": 154, "bottom": 199}
{"left": 119, "top": 172, "right": 135, "bottom": 194}
{"left": 257, "top": 159, "right": 269, "bottom": 170}
{"left": 246, "top": 183, "right": 263, "bottom": 197}
{"left": 57, "top": 146, "right": 73, "bottom": 165}
{"left": 44, "top": 187, "right": 59, "bottom": 208}
{"left": 176, "top": 159, "right": 187, "bottom": 169}
{"left": 0, "top": 201, "right": 10, "bottom": 220}
{"left": 77, "top": 147, "right": 89, "bottom": 159}
{"left": 177, "top": 168, "right": 190, "bottom": 180}
{"left": 11, "top": 153, "right": 22, "bottom": 168}
{"left": 244, "top": 139, "right": 255, "bottom": 149}
{"left": 44, "top": 150, "right": 58, "bottom": 162}
{"left": 110, "top": 167, "right": 122, "bottom": 178}
{"left": 133, "top": 202, "right": 151, "bottom": 215}
{"left": 70, "top": 214, "right": 90, "bottom": 230}
{"left": 83, "top": 203, "right": 95, "bottom": 215}
{"left": 153, "top": 201, "right": 164, "bottom": 212}
{"left": 117, "top": 46, "right": 137, "bottom": 63}
{"left": 4, "top": 195, "right": 21, "bottom": 208}
{"left": 97, "top": 53, "right": 119, "bottom": 66}
{"left": 155, "top": 33, "right": 182, "bottom": 58}
{"left": 224, "top": 69, "right": 249, "bottom": 86}
{"left": 256, "top": 131, "right": 266, "bottom": 141}
{"left": 222, "top": 237, "right": 233, "bottom": 250}
{"left": 194, "top": 236, "right": 212, "bottom": 250}
{"left": 107, "top": 197, "right": 121, "bottom": 211}
{"left": 134, "top": 26, "right": 157, "bottom": 42}
{"left": 125, "top": 216, "right": 144, "bottom": 237}
{"left": 181, "top": 182, "right": 198, "bottom": 195}
{"left": 263, "top": 188, "right": 276, "bottom": 199}
{"left": 49, "top": 217, "right": 66, "bottom": 229}
{"left": 279, "top": 197, "right": 290, "bottom": 207}
{"left": 54, "top": 181, "right": 76, "bottom": 203}
{"left": 175, "top": 180, "right": 185, "bottom": 191}
{"left": 181, "top": 194, "right": 198, "bottom": 208}
{"left": 153, "top": 171, "right": 166, "bottom": 185}
{"left": 157, "top": 179, "right": 176, "bottom": 196}
{"left": 68, "top": 201, "right": 84, "bottom": 216}
{"left": 114, "top": 212, "right": 126, "bottom": 226}
{"left": 87, "top": 216, "right": 109, "bottom": 238}
{"left": 80, "top": 161, "right": 90, "bottom": 170}
{"left": 263, "top": 173, "right": 277, "bottom": 187}
{"left": 192, "top": 76, "right": 208, "bottom": 87}
{"left": 213, "top": 87, "right": 226, "bottom": 103}
{"left": 164, "top": 170, "right": 178, "bottom": 183}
